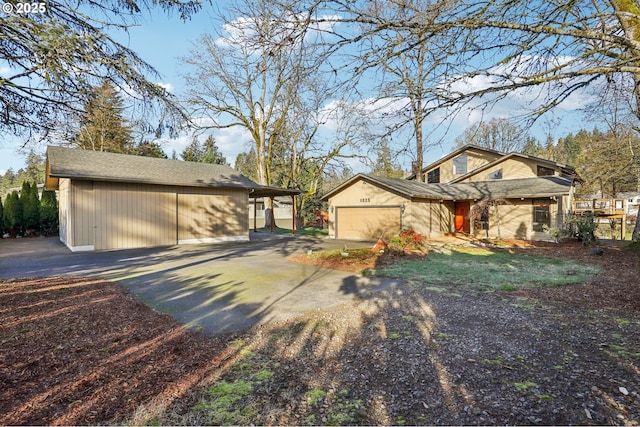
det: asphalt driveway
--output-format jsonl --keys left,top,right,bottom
{"left": 0, "top": 233, "right": 402, "bottom": 335}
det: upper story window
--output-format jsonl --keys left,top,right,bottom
{"left": 537, "top": 165, "right": 555, "bottom": 176}
{"left": 487, "top": 169, "right": 503, "bottom": 180}
{"left": 427, "top": 167, "right": 440, "bottom": 183}
{"left": 452, "top": 154, "right": 468, "bottom": 175}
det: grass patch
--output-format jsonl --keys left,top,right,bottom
{"left": 377, "top": 247, "right": 600, "bottom": 291}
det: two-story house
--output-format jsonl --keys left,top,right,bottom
{"left": 321, "top": 144, "right": 580, "bottom": 241}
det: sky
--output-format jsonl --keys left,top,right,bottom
{"left": 0, "top": 3, "right": 592, "bottom": 175}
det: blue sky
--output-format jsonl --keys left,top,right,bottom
{"left": 0, "top": 4, "right": 592, "bottom": 175}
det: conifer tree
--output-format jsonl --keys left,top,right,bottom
{"left": 40, "top": 190, "right": 59, "bottom": 236}
{"left": 21, "top": 181, "right": 41, "bottom": 235}
{"left": 74, "top": 81, "right": 134, "bottom": 153}
{"left": 3, "top": 191, "right": 23, "bottom": 237}
{"left": 0, "top": 197, "right": 4, "bottom": 236}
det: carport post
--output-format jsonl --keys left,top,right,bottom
{"left": 270, "top": 196, "right": 274, "bottom": 233}
{"left": 291, "top": 194, "right": 296, "bottom": 235}
{"left": 253, "top": 197, "right": 257, "bottom": 232}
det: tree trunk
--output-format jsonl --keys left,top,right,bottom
{"left": 633, "top": 216, "right": 640, "bottom": 242}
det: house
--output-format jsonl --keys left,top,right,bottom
{"left": 45, "top": 146, "right": 298, "bottom": 251}
{"left": 321, "top": 145, "right": 580, "bottom": 241}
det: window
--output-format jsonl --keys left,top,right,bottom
{"left": 427, "top": 167, "right": 440, "bottom": 183}
{"left": 533, "top": 199, "right": 550, "bottom": 232}
{"left": 537, "top": 165, "right": 555, "bottom": 176}
{"left": 453, "top": 154, "right": 468, "bottom": 175}
{"left": 487, "top": 169, "right": 503, "bottom": 180}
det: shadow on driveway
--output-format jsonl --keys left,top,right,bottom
{"left": 0, "top": 234, "right": 403, "bottom": 335}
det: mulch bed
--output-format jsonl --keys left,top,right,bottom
{"left": 1, "top": 239, "right": 638, "bottom": 425}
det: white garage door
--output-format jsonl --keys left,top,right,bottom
{"left": 336, "top": 207, "right": 401, "bottom": 240}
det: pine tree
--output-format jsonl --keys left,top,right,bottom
{"left": 201, "top": 135, "right": 228, "bottom": 165}
{"left": 40, "top": 189, "right": 59, "bottom": 236}
{"left": 21, "top": 181, "right": 41, "bottom": 235}
{"left": 181, "top": 138, "right": 203, "bottom": 162}
{"left": 0, "top": 197, "right": 4, "bottom": 236}
{"left": 3, "top": 191, "right": 23, "bottom": 237}
{"left": 74, "top": 81, "right": 134, "bottom": 153}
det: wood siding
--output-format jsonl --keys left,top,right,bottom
{"left": 424, "top": 148, "right": 502, "bottom": 183}
{"left": 60, "top": 179, "right": 249, "bottom": 251}
{"left": 178, "top": 187, "right": 248, "bottom": 243}
{"left": 407, "top": 200, "right": 454, "bottom": 237}
{"left": 458, "top": 157, "right": 541, "bottom": 182}
{"left": 94, "top": 182, "right": 176, "bottom": 250}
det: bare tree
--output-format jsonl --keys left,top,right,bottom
{"left": 455, "top": 118, "right": 533, "bottom": 153}
{"left": 183, "top": 0, "right": 362, "bottom": 227}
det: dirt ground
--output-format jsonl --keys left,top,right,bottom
{"left": 1, "top": 238, "right": 639, "bottom": 425}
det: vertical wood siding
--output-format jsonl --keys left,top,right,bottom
{"left": 70, "top": 180, "right": 94, "bottom": 247}
{"left": 58, "top": 178, "right": 71, "bottom": 246}
{"left": 60, "top": 179, "right": 250, "bottom": 250}
{"left": 94, "top": 182, "right": 177, "bottom": 250}
{"left": 177, "top": 187, "right": 248, "bottom": 242}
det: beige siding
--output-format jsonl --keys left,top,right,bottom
{"left": 459, "top": 157, "right": 539, "bottom": 182}
{"left": 425, "top": 148, "right": 502, "bottom": 183}
{"left": 407, "top": 200, "right": 455, "bottom": 237}
{"left": 58, "top": 178, "right": 71, "bottom": 247}
{"left": 94, "top": 182, "right": 176, "bottom": 250}
{"left": 327, "top": 179, "right": 408, "bottom": 238}
{"left": 69, "top": 180, "right": 95, "bottom": 249}
{"left": 178, "top": 187, "right": 248, "bottom": 243}
{"left": 469, "top": 198, "right": 560, "bottom": 240}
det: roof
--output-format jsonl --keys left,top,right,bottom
{"left": 46, "top": 146, "right": 301, "bottom": 197}
{"left": 320, "top": 173, "right": 574, "bottom": 202}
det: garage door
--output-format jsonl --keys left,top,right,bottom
{"left": 336, "top": 207, "right": 401, "bottom": 240}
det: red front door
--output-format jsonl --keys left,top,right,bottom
{"left": 454, "top": 202, "right": 470, "bottom": 233}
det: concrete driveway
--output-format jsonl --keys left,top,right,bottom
{"left": 0, "top": 233, "right": 402, "bottom": 335}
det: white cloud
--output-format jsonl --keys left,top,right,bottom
{"left": 156, "top": 82, "right": 175, "bottom": 93}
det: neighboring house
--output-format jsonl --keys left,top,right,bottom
{"left": 249, "top": 197, "right": 294, "bottom": 229}
{"left": 45, "top": 146, "right": 298, "bottom": 251}
{"left": 321, "top": 144, "right": 580, "bottom": 241}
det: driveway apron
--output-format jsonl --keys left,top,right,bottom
{"left": 0, "top": 234, "right": 402, "bottom": 335}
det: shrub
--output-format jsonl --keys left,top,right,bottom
{"left": 561, "top": 213, "right": 598, "bottom": 244}
{"left": 389, "top": 229, "right": 426, "bottom": 252}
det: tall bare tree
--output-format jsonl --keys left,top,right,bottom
{"left": 183, "top": 0, "right": 362, "bottom": 227}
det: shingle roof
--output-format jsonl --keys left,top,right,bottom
{"left": 46, "top": 146, "right": 301, "bottom": 197}
{"left": 321, "top": 173, "right": 574, "bottom": 201}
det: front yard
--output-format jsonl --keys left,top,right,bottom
{"left": 1, "top": 240, "right": 639, "bottom": 425}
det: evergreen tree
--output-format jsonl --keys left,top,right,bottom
{"left": 132, "top": 141, "right": 168, "bottom": 158}
{"left": 0, "top": 197, "right": 4, "bottom": 235}
{"left": 181, "top": 138, "right": 203, "bottom": 162}
{"left": 21, "top": 181, "right": 40, "bottom": 235}
{"left": 200, "top": 135, "right": 228, "bottom": 165}
{"left": 74, "top": 81, "right": 134, "bottom": 153}
{"left": 234, "top": 148, "right": 259, "bottom": 182}
{"left": 40, "top": 189, "right": 59, "bottom": 236}
{"left": 3, "top": 191, "right": 23, "bottom": 237}
{"left": 370, "top": 140, "right": 405, "bottom": 178}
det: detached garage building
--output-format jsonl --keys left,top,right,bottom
{"left": 45, "top": 146, "right": 296, "bottom": 251}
